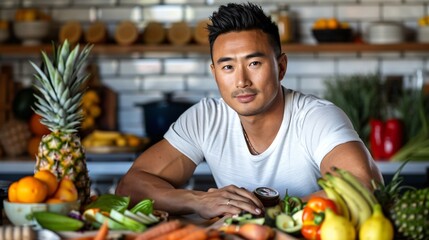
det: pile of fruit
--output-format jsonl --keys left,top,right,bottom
{"left": 14, "top": 8, "right": 51, "bottom": 22}
{"left": 312, "top": 18, "right": 349, "bottom": 30}
{"left": 80, "top": 89, "right": 102, "bottom": 131}
{"left": 82, "top": 130, "right": 148, "bottom": 149}
{"left": 221, "top": 163, "right": 428, "bottom": 240}
{"left": 8, "top": 170, "right": 78, "bottom": 204}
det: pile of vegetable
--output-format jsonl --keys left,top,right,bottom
{"left": 324, "top": 73, "right": 429, "bottom": 161}
{"left": 32, "top": 194, "right": 162, "bottom": 233}
{"left": 221, "top": 165, "right": 427, "bottom": 240}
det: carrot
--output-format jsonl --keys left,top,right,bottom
{"left": 218, "top": 224, "right": 240, "bottom": 234}
{"left": 146, "top": 224, "right": 198, "bottom": 240}
{"left": 238, "top": 223, "right": 275, "bottom": 240}
{"left": 93, "top": 221, "right": 109, "bottom": 240}
{"left": 134, "top": 220, "right": 182, "bottom": 240}
{"left": 206, "top": 229, "right": 221, "bottom": 239}
{"left": 180, "top": 228, "right": 207, "bottom": 240}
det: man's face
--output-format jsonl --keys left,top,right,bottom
{"left": 210, "top": 30, "right": 286, "bottom": 117}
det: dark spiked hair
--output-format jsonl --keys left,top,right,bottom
{"left": 207, "top": 2, "right": 281, "bottom": 60}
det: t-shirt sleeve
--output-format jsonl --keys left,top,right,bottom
{"left": 163, "top": 101, "right": 206, "bottom": 165}
{"left": 300, "top": 103, "right": 362, "bottom": 167}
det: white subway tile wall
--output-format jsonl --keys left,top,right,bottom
{"left": 1, "top": 0, "right": 428, "bottom": 136}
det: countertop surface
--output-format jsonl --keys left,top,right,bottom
{"left": 0, "top": 153, "right": 428, "bottom": 177}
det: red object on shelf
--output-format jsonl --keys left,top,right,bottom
{"left": 370, "top": 118, "right": 403, "bottom": 160}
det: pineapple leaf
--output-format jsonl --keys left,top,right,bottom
{"left": 63, "top": 46, "right": 79, "bottom": 85}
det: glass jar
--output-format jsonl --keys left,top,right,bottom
{"left": 253, "top": 187, "right": 280, "bottom": 208}
{"left": 272, "top": 4, "right": 294, "bottom": 43}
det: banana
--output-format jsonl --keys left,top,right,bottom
{"left": 92, "top": 130, "right": 122, "bottom": 140}
{"left": 337, "top": 190, "right": 359, "bottom": 228}
{"left": 332, "top": 167, "right": 378, "bottom": 207}
{"left": 325, "top": 173, "right": 372, "bottom": 230}
{"left": 318, "top": 178, "right": 350, "bottom": 221}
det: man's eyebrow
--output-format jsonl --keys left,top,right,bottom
{"left": 245, "top": 51, "right": 266, "bottom": 59}
{"left": 215, "top": 52, "right": 266, "bottom": 65}
{"left": 216, "top": 57, "right": 233, "bottom": 65}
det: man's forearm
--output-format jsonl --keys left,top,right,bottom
{"left": 116, "top": 169, "right": 203, "bottom": 215}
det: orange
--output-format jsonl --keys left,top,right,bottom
{"left": 29, "top": 113, "right": 51, "bottom": 136}
{"left": 34, "top": 170, "right": 59, "bottom": 197}
{"left": 53, "top": 178, "right": 78, "bottom": 202}
{"left": 327, "top": 18, "right": 340, "bottom": 29}
{"left": 16, "top": 176, "right": 48, "bottom": 203}
{"left": 8, "top": 181, "right": 19, "bottom": 202}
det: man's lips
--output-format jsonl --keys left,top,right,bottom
{"left": 236, "top": 94, "right": 256, "bottom": 103}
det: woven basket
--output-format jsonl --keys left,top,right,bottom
{"left": 0, "top": 119, "right": 31, "bottom": 157}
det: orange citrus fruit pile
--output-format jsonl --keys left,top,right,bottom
{"left": 7, "top": 170, "right": 78, "bottom": 203}
{"left": 313, "top": 18, "right": 349, "bottom": 30}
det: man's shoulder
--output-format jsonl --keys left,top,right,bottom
{"left": 195, "top": 97, "right": 230, "bottom": 111}
{"left": 286, "top": 88, "right": 334, "bottom": 110}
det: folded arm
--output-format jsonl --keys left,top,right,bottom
{"left": 116, "top": 139, "right": 263, "bottom": 219}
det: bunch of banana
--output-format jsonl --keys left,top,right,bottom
{"left": 81, "top": 89, "right": 102, "bottom": 131}
{"left": 318, "top": 167, "right": 378, "bottom": 231}
{"left": 82, "top": 130, "right": 147, "bottom": 148}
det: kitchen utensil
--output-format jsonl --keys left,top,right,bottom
{"left": 136, "top": 93, "right": 194, "bottom": 144}
{"left": 312, "top": 28, "right": 353, "bottom": 43}
{"left": 13, "top": 20, "right": 51, "bottom": 45}
{"left": 367, "top": 21, "right": 404, "bottom": 44}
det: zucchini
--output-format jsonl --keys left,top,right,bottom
{"left": 33, "top": 211, "right": 84, "bottom": 231}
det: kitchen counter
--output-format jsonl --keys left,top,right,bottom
{"left": 0, "top": 154, "right": 427, "bottom": 177}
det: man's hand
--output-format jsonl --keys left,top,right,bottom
{"left": 194, "top": 185, "right": 264, "bottom": 219}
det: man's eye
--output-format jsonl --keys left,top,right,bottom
{"left": 222, "top": 65, "right": 233, "bottom": 70}
{"left": 249, "top": 61, "right": 261, "bottom": 66}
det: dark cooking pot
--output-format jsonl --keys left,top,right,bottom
{"left": 0, "top": 180, "right": 11, "bottom": 225}
{"left": 136, "top": 93, "right": 194, "bottom": 144}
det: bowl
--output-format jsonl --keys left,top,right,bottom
{"left": 312, "top": 28, "right": 353, "bottom": 43}
{"left": 3, "top": 200, "right": 79, "bottom": 226}
{"left": 13, "top": 20, "right": 51, "bottom": 45}
{"left": 367, "top": 21, "right": 404, "bottom": 44}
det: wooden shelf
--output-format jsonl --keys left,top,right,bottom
{"left": 0, "top": 42, "right": 429, "bottom": 55}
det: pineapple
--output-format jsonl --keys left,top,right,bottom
{"left": 31, "top": 40, "right": 93, "bottom": 205}
{"left": 390, "top": 188, "right": 429, "bottom": 240}
{"left": 373, "top": 161, "right": 429, "bottom": 240}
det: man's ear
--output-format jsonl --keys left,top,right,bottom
{"left": 278, "top": 53, "right": 287, "bottom": 80}
{"left": 210, "top": 63, "right": 215, "bottom": 75}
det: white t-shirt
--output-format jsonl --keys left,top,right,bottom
{"left": 164, "top": 88, "right": 363, "bottom": 198}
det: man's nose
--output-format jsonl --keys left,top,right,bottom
{"left": 235, "top": 66, "right": 250, "bottom": 88}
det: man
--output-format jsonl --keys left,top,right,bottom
{"left": 116, "top": 2, "right": 383, "bottom": 220}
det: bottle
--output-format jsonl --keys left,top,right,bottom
{"left": 272, "top": 4, "right": 294, "bottom": 43}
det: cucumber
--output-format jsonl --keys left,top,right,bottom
{"left": 130, "top": 199, "right": 153, "bottom": 215}
{"left": 276, "top": 212, "right": 302, "bottom": 234}
{"left": 241, "top": 217, "right": 265, "bottom": 225}
{"left": 136, "top": 212, "right": 159, "bottom": 224}
{"left": 94, "top": 212, "right": 128, "bottom": 230}
{"left": 33, "top": 211, "right": 84, "bottom": 231}
{"left": 224, "top": 213, "right": 264, "bottom": 225}
{"left": 110, "top": 209, "right": 147, "bottom": 232}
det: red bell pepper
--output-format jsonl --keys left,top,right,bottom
{"left": 301, "top": 196, "right": 338, "bottom": 240}
{"left": 370, "top": 118, "right": 403, "bottom": 160}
